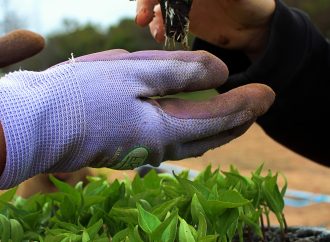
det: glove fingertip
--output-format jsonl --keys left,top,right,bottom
{"left": 0, "top": 29, "right": 45, "bottom": 68}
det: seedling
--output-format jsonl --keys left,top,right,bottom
{"left": 0, "top": 164, "right": 294, "bottom": 241}
{"left": 160, "top": 0, "right": 193, "bottom": 49}
{"left": 131, "top": 0, "right": 193, "bottom": 49}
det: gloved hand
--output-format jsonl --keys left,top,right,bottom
{"left": 0, "top": 29, "right": 45, "bottom": 184}
{"left": 0, "top": 29, "right": 45, "bottom": 68}
{"left": 0, "top": 49, "right": 274, "bottom": 189}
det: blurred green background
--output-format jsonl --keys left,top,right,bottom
{"left": 1, "top": 0, "right": 330, "bottom": 73}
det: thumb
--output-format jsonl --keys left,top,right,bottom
{"left": 153, "top": 83, "right": 275, "bottom": 161}
{"left": 0, "top": 29, "right": 45, "bottom": 68}
{"left": 149, "top": 83, "right": 275, "bottom": 144}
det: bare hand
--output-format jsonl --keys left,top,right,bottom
{"left": 135, "top": 0, "right": 275, "bottom": 58}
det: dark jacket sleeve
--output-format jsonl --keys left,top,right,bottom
{"left": 192, "top": 0, "right": 330, "bottom": 167}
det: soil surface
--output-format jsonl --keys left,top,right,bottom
{"left": 233, "top": 226, "right": 330, "bottom": 242}
{"left": 99, "top": 123, "right": 330, "bottom": 229}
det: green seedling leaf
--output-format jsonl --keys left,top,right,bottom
{"left": 137, "top": 202, "right": 161, "bottom": 234}
{"left": 86, "top": 209, "right": 103, "bottom": 228}
{"left": 83, "top": 178, "right": 109, "bottom": 196}
{"left": 195, "top": 164, "right": 213, "bottom": 183}
{"left": 195, "top": 165, "right": 226, "bottom": 189}
{"left": 177, "top": 169, "right": 190, "bottom": 179}
{"left": 279, "top": 171, "right": 288, "bottom": 197}
{"left": 0, "top": 199, "right": 30, "bottom": 220}
{"left": 131, "top": 173, "right": 144, "bottom": 194}
{"left": 23, "top": 231, "right": 42, "bottom": 241}
{"left": 227, "top": 219, "right": 239, "bottom": 242}
{"left": 179, "top": 217, "right": 196, "bottom": 242}
{"left": 254, "top": 163, "right": 265, "bottom": 176}
{"left": 152, "top": 197, "right": 183, "bottom": 220}
{"left": 127, "top": 225, "right": 144, "bottom": 242}
{"left": 74, "top": 181, "right": 84, "bottom": 191}
{"left": 0, "top": 187, "right": 17, "bottom": 210}
{"left": 212, "top": 190, "right": 250, "bottom": 208}
{"left": 161, "top": 213, "right": 179, "bottom": 242}
{"left": 10, "top": 218, "right": 24, "bottom": 242}
{"left": 45, "top": 228, "right": 70, "bottom": 235}
{"left": 0, "top": 214, "right": 11, "bottom": 242}
{"left": 208, "top": 184, "right": 219, "bottom": 200}
{"left": 57, "top": 233, "right": 82, "bottom": 242}
{"left": 49, "top": 175, "right": 81, "bottom": 204}
{"left": 82, "top": 230, "right": 90, "bottom": 242}
{"left": 138, "top": 199, "right": 152, "bottom": 211}
{"left": 215, "top": 208, "right": 239, "bottom": 238}
{"left": 109, "top": 206, "right": 138, "bottom": 225}
{"left": 51, "top": 219, "right": 81, "bottom": 233}
{"left": 94, "top": 238, "right": 111, "bottom": 242}
{"left": 143, "top": 168, "right": 161, "bottom": 190}
{"left": 85, "top": 218, "right": 103, "bottom": 239}
{"left": 223, "top": 170, "right": 254, "bottom": 189}
{"left": 240, "top": 214, "right": 262, "bottom": 238}
{"left": 197, "top": 212, "right": 207, "bottom": 239}
{"left": 261, "top": 174, "right": 285, "bottom": 212}
{"left": 174, "top": 173, "right": 210, "bottom": 198}
{"left": 261, "top": 173, "right": 286, "bottom": 230}
{"left": 162, "top": 179, "right": 183, "bottom": 199}
{"left": 198, "top": 190, "right": 250, "bottom": 219}
{"left": 111, "top": 228, "right": 129, "bottom": 242}
{"left": 151, "top": 210, "right": 178, "bottom": 241}
{"left": 19, "top": 210, "right": 43, "bottom": 231}
{"left": 236, "top": 220, "right": 244, "bottom": 242}
{"left": 103, "top": 180, "right": 126, "bottom": 213}
{"left": 58, "top": 195, "right": 77, "bottom": 222}
{"left": 198, "top": 235, "right": 219, "bottom": 242}
{"left": 191, "top": 193, "right": 206, "bottom": 225}
{"left": 83, "top": 195, "right": 106, "bottom": 209}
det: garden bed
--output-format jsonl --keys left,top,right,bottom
{"left": 1, "top": 164, "right": 330, "bottom": 241}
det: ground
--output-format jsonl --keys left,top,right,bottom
{"left": 99, "top": 123, "right": 330, "bottom": 229}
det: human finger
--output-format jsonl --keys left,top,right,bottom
{"left": 0, "top": 29, "right": 45, "bottom": 68}
{"left": 164, "top": 121, "right": 254, "bottom": 161}
{"left": 135, "top": 0, "right": 159, "bottom": 27}
{"left": 149, "top": 4, "right": 165, "bottom": 42}
{"left": 64, "top": 49, "right": 227, "bottom": 94}
{"left": 154, "top": 83, "right": 275, "bottom": 143}
{"left": 122, "top": 50, "right": 228, "bottom": 96}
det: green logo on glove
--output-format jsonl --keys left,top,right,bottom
{"left": 112, "top": 146, "right": 149, "bottom": 169}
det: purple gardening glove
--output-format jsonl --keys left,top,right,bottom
{"left": 0, "top": 49, "right": 275, "bottom": 188}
